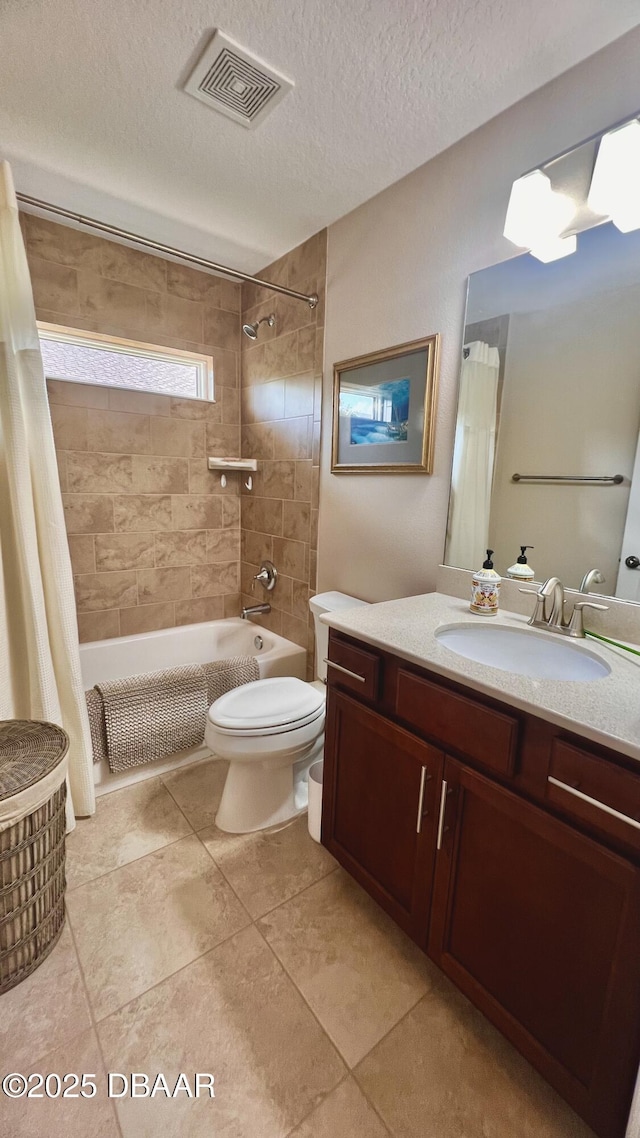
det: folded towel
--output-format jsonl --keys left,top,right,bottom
{"left": 85, "top": 655, "right": 260, "bottom": 770}
{"left": 95, "top": 664, "right": 208, "bottom": 772}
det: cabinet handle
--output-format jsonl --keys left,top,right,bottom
{"left": 416, "top": 765, "right": 429, "bottom": 833}
{"left": 436, "top": 780, "right": 450, "bottom": 850}
{"left": 323, "top": 658, "right": 366, "bottom": 684}
{"left": 548, "top": 776, "right": 640, "bottom": 832}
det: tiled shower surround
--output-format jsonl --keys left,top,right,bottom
{"left": 22, "top": 214, "right": 325, "bottom": 645}
{"left": 22, "top": 213, "right": 242, "bottom": 640}
{"left": 240, "top": 231, "right": 326, "bottom": 676}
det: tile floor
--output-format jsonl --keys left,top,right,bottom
{"left": 0, "top": 756, "right": 596, "bottom": 1137}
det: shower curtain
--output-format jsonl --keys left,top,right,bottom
{"left": 0, "top": 161, "right": 94, "bottom": 826}
{"left": 446, "top": 340, "right": 500, "bottom": 569}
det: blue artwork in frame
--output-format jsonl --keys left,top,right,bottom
{"left": 346, "top": 377, "right": 410, "bottom": 445}
{"left": 332, "top": 335, "right": 440, "bottom": 472}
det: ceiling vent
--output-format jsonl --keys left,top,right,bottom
{"left": 183, "top": 30, "right": 294, "bottom": 129}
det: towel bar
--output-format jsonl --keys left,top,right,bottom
{"left": 511, "top": 473, "right": 624, "bottom": 484}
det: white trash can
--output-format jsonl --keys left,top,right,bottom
{"left": 307, "top": 760, "right": 323, "bottom": 843}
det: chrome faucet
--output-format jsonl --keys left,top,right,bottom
{"left": 580, "top": 568, "right": 605, "bottom": 594}
{"left": 520, "top": 576, "right": 608, "bottom": 637}
{"left": 241, "top": 602, "right": 271, "bottom": 620}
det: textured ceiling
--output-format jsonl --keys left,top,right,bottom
{"left": 1, "top": 0, "right": 639, "bottom": 272}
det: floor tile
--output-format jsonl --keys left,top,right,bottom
{"left": 162, "top": 757, "right": 228, "bottom": 830}
{"left": 98, "top": 925, "right": 346, "bottom": 1138}
{"left": 289, "top": 1077, "right": 390, "bottom": 1136}
{"left": 67, "top": 834, "right": 250, "bottom": 1019}
{"left": 0, "top": 1028, "right": 119, "bottom": 1138}
{"left": 257, "top": 869, "right": 432, "bottom": 1068}
{"left": 355, "top": 970, "right": 595, "bottom": 1138}
{"left": 66, "top": 776, "right": 192, "bottom": 888}
{"left": 0, "top": 923, "right": 91, "bottom": 1072}
{"left": 198, "top": 814, "right": 337, "bottom": 918}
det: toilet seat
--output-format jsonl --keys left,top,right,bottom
{"left": 208, "top": 676, "right": 325, "bottom": 737}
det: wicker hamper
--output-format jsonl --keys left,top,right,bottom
{"left": 0, "top": 720, "right": 69, "bottom": 995}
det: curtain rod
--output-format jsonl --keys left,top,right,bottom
{"left": 16, "top": 193, "right": 318, "bottom": 309}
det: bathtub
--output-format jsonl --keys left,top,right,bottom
{"left": 80, "top": 618, "right": 307, "bottom": 796}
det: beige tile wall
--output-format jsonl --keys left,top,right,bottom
{"left": 21, "top": 213, "right": 242, "bottom": 641}
{"left": 240, "top": 231, "right": 326, "bottom": 676}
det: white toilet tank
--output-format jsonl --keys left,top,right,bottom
{"left": 309, "top": 591, "right": 369, "bottom": 681}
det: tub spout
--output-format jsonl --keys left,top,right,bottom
{"left": 241, "top": 603, "right": 271, "bottom": 620}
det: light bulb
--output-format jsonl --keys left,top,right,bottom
{"left": 588, "top": 119, "right": 640, "bottom": 234}
{"left": 529, "top": 234, "right": 577, "bottom": 263}
{"left": 504, "top": 170, "right": 576, "bottom": 252}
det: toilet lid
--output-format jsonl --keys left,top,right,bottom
{"left": 208, "top": 676, "right": 325, "bottom": 733}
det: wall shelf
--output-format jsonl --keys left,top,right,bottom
{"left": 207, "top": 457, "right": 258, "bottom": 472}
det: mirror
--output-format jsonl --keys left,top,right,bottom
{"left": 445, "top": 220, "right": 640, "bottom": 601}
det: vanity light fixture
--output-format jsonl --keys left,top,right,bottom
{"left": 503, "top": 170, "right": 576, "bottom": 262}
{"left": 503, "top": 111, "right": 640, "bottom": 262}
{"left": 588, "top": 119, "right": 640, "bottom": 233}
{"left": 527, "top": 233, "right": 577, "bottom": 263}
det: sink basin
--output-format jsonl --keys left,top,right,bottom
{"left": 435, "top": 623, "right": 611, "bottom": 681}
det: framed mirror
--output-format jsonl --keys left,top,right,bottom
{"left": 444, "top": 221, "right": 640, "bottom": 601}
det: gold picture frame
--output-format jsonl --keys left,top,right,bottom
{"left": 331, "top": 334, "right": 440, "bottom": 473}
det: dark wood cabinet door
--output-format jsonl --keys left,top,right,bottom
{"left": 322, "top": 689, "right": 443, "bottom": 944}
{"left": 429, "top": 757, "right": 640, "bottom": 1138}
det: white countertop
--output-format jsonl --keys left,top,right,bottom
{"left": 320, "top": 592, "right": 640, "bottom": 763}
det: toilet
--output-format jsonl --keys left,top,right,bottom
{"left": 206, "top": 591, "right": 367, "bottom": 833}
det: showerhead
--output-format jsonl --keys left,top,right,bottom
{"left": 242, "top": 314, "right": 276, "bottom": 340}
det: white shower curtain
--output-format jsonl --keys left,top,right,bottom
{"left": 446, "top": 340, "right": 500, "bottom": 569}
{"left": 0, "top": 161, "right": 94, "bottom": 826}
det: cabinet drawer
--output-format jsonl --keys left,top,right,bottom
{"left": 395, "top": 668, "right": 519, "bottom": 777}
{"left": 326, "top": 637, "right": 381, "bottom": 701}
{"left": 547, "top": 739, "right": 640, "bottom": 852}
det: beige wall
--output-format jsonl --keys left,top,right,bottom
{"left": 240, "top": 232, "right": 325, "bottom": 676}
{"left": 319, "top": 26, "right": 640, "bottom": 602}
{"left": 22, "top": 213, "right": 243, "bottom": 641}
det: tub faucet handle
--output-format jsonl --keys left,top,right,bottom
{"left": 252, "top": 560, "right": 278, "bottom": 592}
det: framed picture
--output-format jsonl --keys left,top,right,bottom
{"left": 331, "top": 334, "right": 440, "bottom": 473}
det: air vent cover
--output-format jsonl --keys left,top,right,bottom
{"left": 184, "top": 30, "right": 294, "bottom": 129}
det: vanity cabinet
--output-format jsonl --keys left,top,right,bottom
{"left": 323, "top": 689, "right": 442, "bottom": 943}
{"left": 429, "top": 757, "right": 640, "bottom": 1138}
{"left": 322, "top": 630, "right": 640, "bottom": 1138}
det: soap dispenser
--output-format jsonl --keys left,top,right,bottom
{"left": 470, "top": 550, "right": 501, "bottom": 616}
{"left": 506, "top": 546, "right": 535, "bottom": 581}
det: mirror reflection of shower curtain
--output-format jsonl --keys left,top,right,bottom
{"left": 447, "top": 341, "right": 500, "bottom": 569}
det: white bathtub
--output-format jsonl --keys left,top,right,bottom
{"left": 80, "top": 618, "right": 307, "bottom": 796}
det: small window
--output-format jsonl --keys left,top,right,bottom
{"left": 38, "top": 323, "right": 214, "bottom": 402}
